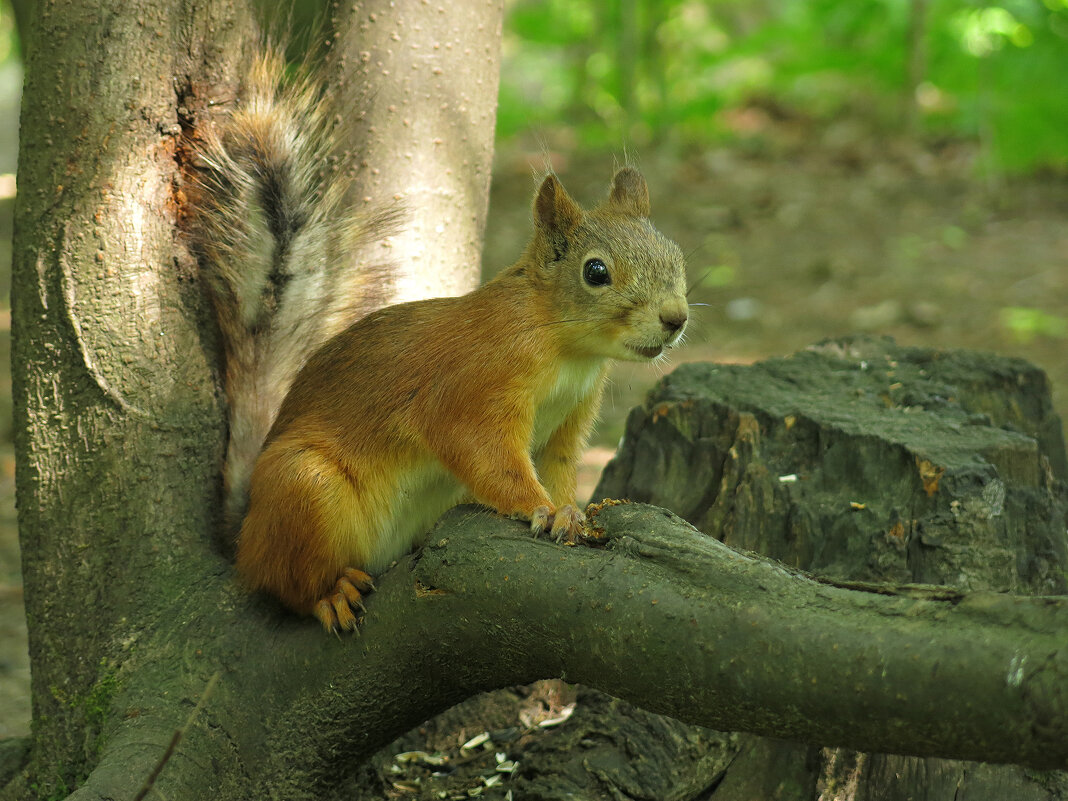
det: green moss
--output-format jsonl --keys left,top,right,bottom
{"left": 29, "top": 660, "right": 122, "bottom": 799}
{"left": 81, "top": 661, "right": 120, "bottom": 736}
{"left": 28, "top": 778, "right": 70, "bottom": 801}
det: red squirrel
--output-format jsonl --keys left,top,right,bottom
{"left": 193, "top": 53, "right": 689, "bottom": 632}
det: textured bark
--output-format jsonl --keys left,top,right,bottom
{"left": 8, "top": 502, "right": 1068, "bottom": 799}
{"left": 11, "top": 0, "right": 256, "bottom": 793}
{"left": 8, "top": 0, "right": 499, "bottom": 797}
{"left": 327, "top": 0, "right": 503, "bottom": 301}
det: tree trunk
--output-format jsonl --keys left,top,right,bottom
{"left": 327, "top": 0, "right": 502, "bottom": 301}
{"left": 12, "top": 0, "right": 256, "bottom": 792}
{"left": 8, "top": 0, "right": 499, "bottom": 797}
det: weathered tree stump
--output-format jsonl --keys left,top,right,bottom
{"left": 591, "top": 335, "right": 1068, "bottom": 800}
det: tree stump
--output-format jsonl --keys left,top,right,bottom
{"left": 592, "top": 335, "right": 1068, "bottom": 800}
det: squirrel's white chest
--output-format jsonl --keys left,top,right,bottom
{"left": 531, "top": 358, "right": 604, "bottom": 448}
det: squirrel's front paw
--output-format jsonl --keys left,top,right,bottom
{"left": 550, "top": 504, "right": 585, "bottom": 543}
{"left": 312, "top": 567, "right": 376, "bottom": 634}
{"left": 529, "top": 503, "right": 585, "bottom": 543}
{"left": 530, "top": 504, "right": 553, "bottom": 537}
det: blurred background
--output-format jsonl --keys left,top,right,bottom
{"left": 482, "top": 0, "right": 1068, "bottom": 496}
{"left": 496, "top": 0, "right": 1068, "bottom": 170}
{"left": 0, "top": 0, "right": 1066, "bottom": 738}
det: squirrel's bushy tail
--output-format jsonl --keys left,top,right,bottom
{"left": 193, "top": 52, "right": 398, "bottom": 529}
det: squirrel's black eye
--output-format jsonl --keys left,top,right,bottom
{"left": 583, "top": 258, "right": 611, "bottom": 287}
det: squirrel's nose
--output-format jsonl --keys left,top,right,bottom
{"left": 659, "top": 299, "right": 688, "bottom": 335}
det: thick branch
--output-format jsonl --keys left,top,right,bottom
{"left": 61, "top": 502, "right": 1068, "bottom": 800}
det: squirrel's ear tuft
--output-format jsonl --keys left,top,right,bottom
{"left": 534, "top": 173, "right": 583, "bottom": 236}
{"left": 608, "top": 167, "right": 650, "bottom": 217}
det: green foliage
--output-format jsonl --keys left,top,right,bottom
{"left": 1000, "top": 306, "right": 1068, "bottom": 343}
{"left": 0, "top": 1, "right": 16, "bottom": 62}
{"left": 499, "top": 0, "right": 1068, "bottom": 173}
{"left": 926, "top": 0, "right": 1068, "bottom": 171}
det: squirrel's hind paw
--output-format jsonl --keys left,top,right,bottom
{"left": 312, "top": 567, "right": 376, "bottom": 634}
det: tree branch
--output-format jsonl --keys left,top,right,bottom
{"left": 60, "top": 502, "right": 1068, "bottom": 800}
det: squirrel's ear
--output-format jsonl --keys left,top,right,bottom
{"left": 534, "top": 174, "right": 583, "bottom": 236}
{"left": 608, "top": 167, "right": 650, "bottom": 217}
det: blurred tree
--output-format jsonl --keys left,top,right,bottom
{"left": 499, "top": 0, "right": 1068, "bottom": 172}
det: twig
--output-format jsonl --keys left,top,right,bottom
{"left": 133, "top": 670, "right": 222, "bottom": 801}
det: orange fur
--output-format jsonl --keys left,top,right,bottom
{"left": 233, "top": 169, "right": 689, "bottom": 631}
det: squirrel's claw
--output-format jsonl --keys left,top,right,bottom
{"left": 550, "top": 504, "right": 586, "bottom": 543}
{"left": 529, "top": 503, "right": 585, "bottom": 543}
{"left": 342, "top": 567, "right": 376, "bottom": 594}
{"left": 530, "top": 505, "right": 552, "bottom": 537}
{"left": 312, "top": 567, "right": 376, "bottom": 634}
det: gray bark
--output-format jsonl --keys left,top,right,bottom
{"left": 11, "top": 0, "right": 256, "bottom": 792}
{"left": 327, "top": 0, "right": 502, "bottom": 301}
{"left": 9, "top": 501, "right": 1068, "bottom": 799}
{"left": 7, "top": 0, "right": 499, "bottom": 797}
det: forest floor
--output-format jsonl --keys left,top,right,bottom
{"left": 1, "top": 120, "right": 1066, "bottom": 788}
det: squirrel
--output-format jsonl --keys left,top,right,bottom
{"left": 192, "top": 52, "right": 689, "bottom": 633}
